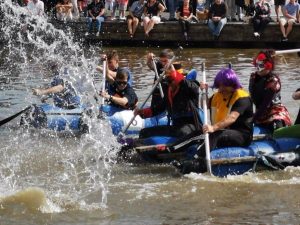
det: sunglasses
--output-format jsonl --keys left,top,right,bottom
{"left": 116, "top": 80, "right": 127, "bottom": 86}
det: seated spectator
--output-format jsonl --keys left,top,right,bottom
{"left": 111, "top": 0, "right": 119, "bottom": 20}
{"left": 196, "top": 0, "right": 209, "bottom": 23}
{"left": 85, "top": 0, "right": 105, "bottom": 36}
{"left": 100, "top": 68, "right": 138, "bottom": 110}
{"left": 127, "top": 0, "right": 145, "bottom": 38}
{"left": 208, "top": 0, "right": 227, "bottom": 40}
{"left": 104, "top": 0, "right": 115, "bottom": 18}
{"left": 275, "top": 0, "right": 285, "bottom": 23}
{"left": 119, "top": 0, "right": 129, "bottom": 20}
{"left": 27, "top": 0, "right": 45, "bottom": 16}
{"left": 143, "top": 0, "right": 165, "bottom": 36}
{"left": 71, "top": 0, "right": 79, "bottom": 19}
{"left": 279, "top": 0, "right": 300, "bottom": 42}
{"left": 252, "top": 0, "right": 272, "bottom": 38}
{"left": 176, "top": 0, "right": 194, "bottom": 40}
{"left": 56, "top": 0, "right": 73, "bottom": 21}
{"left": 292, "top": 88, "right": 300, "bottom": 125}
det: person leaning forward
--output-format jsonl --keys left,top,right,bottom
{"left": 100, "top": 68, "right": 138, "bottom": 110}
{"left": 97, "top": 50, "right": 133, "bottom": 95}
{"left": 32, "top": 61, "right": 81, "bottom": 109}
{"left": 134, "top": 64, "right": 201, "bottom": 139}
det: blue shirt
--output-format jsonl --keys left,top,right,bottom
{"left": 284, "top": 2, "right": 300, "bottom": 17}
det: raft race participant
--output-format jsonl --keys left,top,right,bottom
{"left": 173, "top": 68, "right": 254, "bottom": 173}
{"left": 249, "top": 50, "right": 292, "bottom": 131}
{"left": 293, "top": 88, "right": 300, "bottom": 124}
{"left": 97, "top": 50, "right": 133, "bottom": 95}
{"left": 100, "top": 68, "right": 138, "bottom": 110}
{"left": 32, "top": 61, "right": 81, "bottom": 109}
{"left": 146, "top": 49, "right": 176, "bottom": 110}
{"left": 134, "top": 63, "right": 201, "bottom": 139}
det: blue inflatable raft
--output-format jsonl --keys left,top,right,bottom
{"left": 126, "top": 125, "right": 300, "bottom": 177}
{"left": 20, "top": 104, "right": 89, "bottom": 133}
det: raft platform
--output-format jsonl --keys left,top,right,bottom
{"left": 51, "top": 19, "right": 300, "bottom": 48}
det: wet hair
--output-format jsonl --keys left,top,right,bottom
{"left": 116, "top": 68, "right": 129, "bottom": 80}
{"left": 212, "top": 68, "right": 242, "bottom": 90}
{"left": 159, "top": 49, "right": 174, "bottom": 59}
{"left": 107, "top": 50, "right": 119, "bottom": 61}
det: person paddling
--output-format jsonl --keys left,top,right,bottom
{"left": 173, "top": 68, "right": 253, "bottom": 173}
{"left": 100, "top": 68, "right": 138, "bottom": 110}
{"left": 292, "top": 88, "right": 300, "bottom": 124}
{"left": 97, "top": 50, "right": 133, "bottom": 95}
{"left": 134, "top": 63, "right": 200, "bottom": 139}
{"left": 32, "top": 61, "right": 81, "bottom": 109}
{"left": 249, "top": 50, "right": 292, "bottom": 131}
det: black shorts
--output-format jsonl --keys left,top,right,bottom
{"left": 274, "top": 0, "right": 285, "bottom": 6}
{"left": 126, "top": 15, "right": 141, "bottom": 22}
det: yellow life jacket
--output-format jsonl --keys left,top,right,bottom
{"left": 211, "top": 88, "right": 250, "bottom": 125}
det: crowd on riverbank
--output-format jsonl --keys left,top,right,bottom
{"left": 14, "top": 0, "right": 300, "bottom": 41}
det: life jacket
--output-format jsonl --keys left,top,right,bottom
{"left": 211, "top": 88, "right": 250, "bottom": 125}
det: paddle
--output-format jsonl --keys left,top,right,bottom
{"left": 152, "top": 58, "right": 164, "bottom": 98}
{"left": 201, "top": 62, "right": 212, "bottom": 175}
{"left": 275, "top": 48, "right": 300, "bottom": 56}
{"left": 0, "top": 106, "right": 31, "bottom": 127}
{"left": 101, "top": 59, "right": 107, "bottom": 105}
{"left": 120, "top": 50, "right": 179, "bottom": 136}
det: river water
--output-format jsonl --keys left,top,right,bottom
{"left": 1, "top": 1, "right": 300, "bottom": 225}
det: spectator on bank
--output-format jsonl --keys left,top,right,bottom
{"left": 27, "top": 0, "right": 45, "bottom": 16}
{"left": 226, "top": 0, "right": 235, "bottom": 21}
{"left": 119, "top": 0, "right": 129, "bottom": 20}
{"left": 176, "top": 0, "right": 194, "bottom": 40}
{"left": 208, "top": 0, "right": 227, "bottom": 40}
{"left": 168, "top": 0, "right": 179, "bottom": 21}
{"left": 196, "top": 0, "right": 209, "bottom": 23}
{"left": 274, "top": 0, "right": 285, "bottom": 22}
{"left": 85, "top": 0, "right": 105, "bottom": 36}
{"left": 111, "top": 0, "right": 119, "bottom": 20}
{"left": 78, "top": 0, "right": 87, "bottom": 15}
{"left": 104, "top": 0, "right": 115, "bottom": 18}
{"left": 43, "top": 0, "right": 58, "bottom": 16}
{"left": 279, "top": 0, "right": 300, "bottom": 42}
{"left": 127, "top": 0, "right": 145, "bottom": 38}
{"left": 70, "top": 0, "right": 80, "bottom": 19}
{"left": 56, "top": 0, "right": 73, "bottom": 21}
{"left": 252, "top": 0, "right": 272, "bottom": 38}
{"left": 143, "top": 0, "right": 165, "bottom": 36}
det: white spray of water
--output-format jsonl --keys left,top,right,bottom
{"left": 0, "top": 0, "right": 120, "bottom": 211}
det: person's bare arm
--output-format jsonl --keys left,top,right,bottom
{"left": 32, "top": 85, "right": 64, "bottom": 96}
{"left": 203, "top": 111, "right": 240, "bottom": 133}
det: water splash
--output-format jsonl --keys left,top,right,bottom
{"left": 0, "top": 0, "right": 119, "bottom": 211}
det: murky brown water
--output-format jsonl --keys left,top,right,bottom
{"left": 1, "top": 2, "right": 300, "bottom": 223}
{"left": 1, "top": 47, "right": 300, "bottom": 225}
